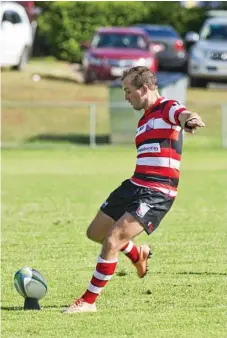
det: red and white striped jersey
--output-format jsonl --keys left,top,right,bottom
{"left": 130, "top": 96, "right": 186, "bottom": 198}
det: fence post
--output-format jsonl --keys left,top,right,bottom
{"left": 89, "top": 103, "right": 96, "bottom": 148}
{"left": 222, "top": 104, "right": 227, "bottom": 148}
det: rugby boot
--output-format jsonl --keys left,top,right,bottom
{"left": 63, "top": 298, "right": 97, "bottom": 313}
{"left": 133, "top": 244, "right": 152, "bottom": 278}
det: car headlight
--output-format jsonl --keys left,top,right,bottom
{"left": 134, "top": 57, "right": 153, "bottom": 67}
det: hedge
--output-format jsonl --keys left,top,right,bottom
{"left": 34, "top": 1, "right": 221, "bottom": 63}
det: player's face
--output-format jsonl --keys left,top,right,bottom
{"left": 123, "top": 77, "right": 145, "bottom": 111}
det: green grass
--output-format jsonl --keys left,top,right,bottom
{"left": 2, "top": 146, "right": 227, "bottom": 338}
{"left": 2, "top": 58, "right": 227, "bottom": 148}
{"left": 1, "top": 58, "right": 108, "bottom": 144}
{"left": 2, "top": 59, "right": 227, "bottom": 337}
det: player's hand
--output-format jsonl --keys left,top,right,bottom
{"left": 184, "top": 113, "right": 205, "bottom": 133}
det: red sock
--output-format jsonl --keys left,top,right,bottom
{"left": 82, "top": 255, "right": 117, "bottom": 304}
{"left": 121, "top": 241, "right": 139, "bottom": 263}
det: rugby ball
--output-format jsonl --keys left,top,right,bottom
{"left": 14, "top": 266, "right": 47, "bottom": 300}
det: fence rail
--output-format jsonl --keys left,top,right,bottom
{"left": 2, "top": 101, "right": 130, "bottom": 108}
{"left": 2, "top": 100, "right": 132, "bottom": 148}
{"left": 2, "top": 100, "right": 227, "bottom": 148}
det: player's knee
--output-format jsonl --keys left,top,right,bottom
{"left": 104, "top": 235, "right": 120, "bottom": 255}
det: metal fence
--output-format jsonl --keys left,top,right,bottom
{"left": 2, "top": 99, "right": 226, "bottom": 149}
{"left": 2, "top": 100, "right": 128, "bottom": 148}
{"left": 222, "top": 104, "right": 227, "bottom": 148}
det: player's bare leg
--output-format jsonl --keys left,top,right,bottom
{"left": 63, "top": 213, "right": 147, "bottom": 313}
{"left": 86, "top": 210, "right": 115, "bottom": 244}
{"left": 87, "top": 210, "right": 152, "bottom": 277}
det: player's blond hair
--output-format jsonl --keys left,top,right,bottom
{"left": 121, "top": 66, "right": 157, "bottom": 90}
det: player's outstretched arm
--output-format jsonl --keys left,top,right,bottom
{"left": 178, "top": 110, "right": 205, "bottom": 133}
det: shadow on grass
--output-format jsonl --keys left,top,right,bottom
{"left": 1, "top": 306, "right": 24, "bottom": 311}
{"left": 27, "top": 133, "right": 110, "bottom": 145}
{"left": 1, "top": 305, "right": 67, "bottom": 311}
{"left": 39, "top": 74, "right": 80, "bottom": 84}
{"left": 175, "top": 271, "right": 227, "bottom": 276}
{"left": 153, "top": 271, "right": 227, "bottom": 276}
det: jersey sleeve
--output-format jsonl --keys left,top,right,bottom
{"left": 162, "top": 100, "right": 187, "bottom": 126}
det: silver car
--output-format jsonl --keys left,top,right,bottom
{"left": 187, "top": 17, "right": 227, "bottom": 87}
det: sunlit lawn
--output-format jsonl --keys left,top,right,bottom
{"left": 1, "top": 60, "right": 227, "bottom": 337}
{"left": 2, "top": 146, "right": 227, "bottom": 337}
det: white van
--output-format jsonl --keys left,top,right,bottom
{"left": 0, "top": 2, "right": 33, "bottom": 70}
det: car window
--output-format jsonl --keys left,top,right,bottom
{"left": 91, "top": 33, "right": 149, "bottom": 50}
{"left": 200, "top": 24, "right": 227, "bottom": 41}
{"left": 2, "top": 10, "right": 22, "bottom": 24}
{"left": 143, "top": 29, "right": 178, "bottom": 38}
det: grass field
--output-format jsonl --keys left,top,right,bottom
{"left": 2, "top": 147, "right": 227, "bottom": 337}
{"left": 1, "top": 59, "right": 227, "bottom": 337}
{"left": 2, "top": 58, "right": 227, "bottom": 148}
{"left": 1, "top": 58, "right": 109, "bottom": 144}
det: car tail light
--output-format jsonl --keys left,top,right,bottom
{"left": 174, "top": 40, "right": 185, "bottom": 52}
{"left": 150, "top": 43, "right": 165, "bottom": 54}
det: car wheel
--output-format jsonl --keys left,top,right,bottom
{"left": 84, "top": 69, "right": 98, "bottom": 84}
{"left": 189, "top": 77, "right": 208, "bottom": 88}
{"left": 84, "top": 75, "right": 93, "bottom": 84}
{"left": 13, "top": 46, "right": 30, "bottom": 71}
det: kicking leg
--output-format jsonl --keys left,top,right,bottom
{"left": 87, "top": 210, "right": 151, "bottom": 276}
{"left": 121, "top": 241, "right": 151, "bottom": 278}
{"left": 63, "top": 212, "right": 146, "bottom": 313}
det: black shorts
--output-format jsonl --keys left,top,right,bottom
{"left": 100, "top": 179, "right": 175, "bottom": 235}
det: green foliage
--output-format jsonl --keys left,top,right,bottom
{"left": 141, "top": 3, "right": 206, "bottom": 35}
{"left": 35, "top": 1, "right": 208, "bottom": 63}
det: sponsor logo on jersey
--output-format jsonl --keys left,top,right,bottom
{"left": 136, "top": 124, "right": 146, "bottom": 136}
{"left": 137, "top": 143, "right": 161, "bottom": 155}
{"left": 146, "top": 118, "right": 155, "bottom": 131}
{"left": 136, "top": 203, "right": 150, "bottom": 217}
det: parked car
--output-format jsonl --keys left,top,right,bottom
{"left": 0, "top": 2, "right": 33, "bottom": 70}
{"left": 81, "top": 27, "right": 158, "bottom": 83}
{"left": 186, "top": 17, "right": 227, "bottom": 87}
{"left": 132, "top": 24, "right": 187, "bottom": 71}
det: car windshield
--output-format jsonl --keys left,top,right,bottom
{"left": 91, "top": 33, "right": 149, "bottom": 50}
{"left": 143, "top": 28, "right": 178, "bottom": 38}
{"left": 200, "top": 23, "right": 227, "bottom": 41}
